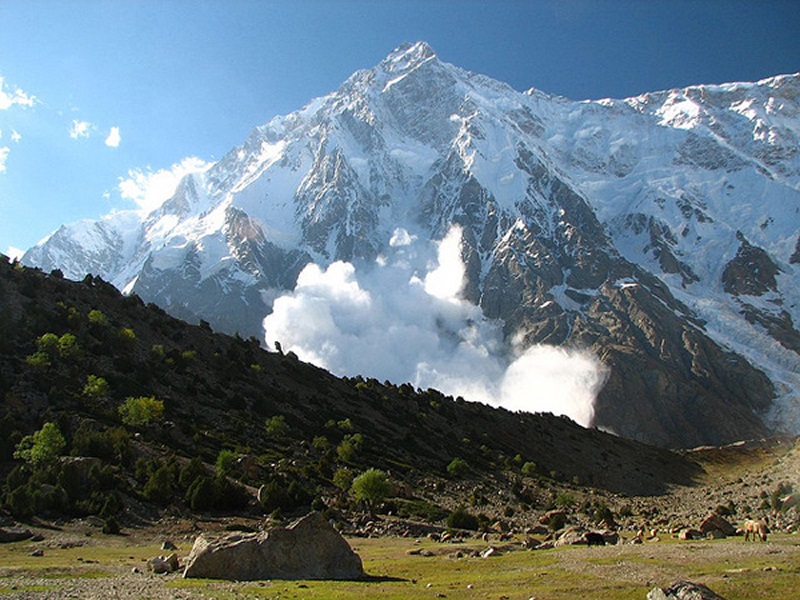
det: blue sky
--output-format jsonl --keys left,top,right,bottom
{"left": 1, "top": 0, "right": 799, "bottom": 257}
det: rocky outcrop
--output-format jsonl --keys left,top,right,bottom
{"left": 722, "top": 232, "right": 780, "bottom": 296}
{"left": 183, "top": 512, "right": 364, "bottom": 581}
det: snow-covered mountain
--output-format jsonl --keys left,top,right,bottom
{"left": 23, "top": 42, "right": 800, "bottom": 448}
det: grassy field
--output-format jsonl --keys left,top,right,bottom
{"left": 1, "top": 531, "right": 798, "bottom": 599}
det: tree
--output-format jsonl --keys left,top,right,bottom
{"left": 87, "top": 309, "right": 109, "bottom": 326}
{"left": 118, "top": 396, "right": 164, "bottom": 427}
{"left": 447, "top": 457, "right": 469, "bottom": 477}
{"left": 216, "top": 449, "right": 237, "bottom": 475}
{"left": 265, "top": 415, "right": 290, "bottom": 437}
{"left": 351, "top": 468, "right": 391, "bottom": 515}
{"left": 83, "top": 375, "right": 110, "bottom": 399}
{"left": 13, "top": 422, "right": 66, "bottom": 466}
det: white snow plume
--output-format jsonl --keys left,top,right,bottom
{"left": 263, "top": 225, "right": 608, "bottom": 426}
{"left": 118, "top": 157, "right": 210, "bottom": 213}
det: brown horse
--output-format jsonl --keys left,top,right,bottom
{"left": 742, "top": 519, "right": 768, "bottom": 542}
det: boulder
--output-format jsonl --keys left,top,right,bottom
{"left": 678, "top": 528, "right": 704, "bottom": 541}
{"left": 0, "top": 527, "right": 34, "bottom": 543}
{"left": 183, "top": 512, "right": 364, "bottom": 581}
{"left": 699, "top": 513, "right": 736, "bottom": 537}
{"left": 554, "top": 526, "right": 586, "bottom": 547}
{"left": 647, "top": 580, "right": 727, "bottom": 599}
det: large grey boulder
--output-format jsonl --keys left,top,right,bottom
{"left": 647, "top": 580, "right": 727, "bottom": 600}
{"left": 183, "top": 512, "right": 364, "bottom": 581}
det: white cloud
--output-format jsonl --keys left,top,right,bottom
{"left": 4, "top": 246, "right": 24, "bottom": 261}
{"left": 10, "top": 130, "right": 21, "bottom": 143}
{"left": 0, "top": 77, "right": 35, "bottom": 110}
{"left": 263, "top": 225, "right": 608, "bottom": 427}
{"left": 389, "top": 227, "right": 417, "bottom": 247}
{"left": 104, "top": 126, "right": 121, "bottom": 148}
{"left": 0, "top": 146, "right": 9, "bottom": 173}
{"left": 118, "top": 157, "right": 211, "bottom": 212}
{"left": 69, "top": 119, "right": 93, "bottom": 139}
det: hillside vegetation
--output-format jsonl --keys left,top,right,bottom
{"left": 0, "top": 254, "right": 717, "bottom": 531}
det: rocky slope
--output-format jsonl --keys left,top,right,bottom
{"left": 22, "top": 42, "right": 800, "bottom": 448}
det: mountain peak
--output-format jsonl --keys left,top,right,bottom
{"left": 380, "top": 41, "right": 438, "bottom": 74}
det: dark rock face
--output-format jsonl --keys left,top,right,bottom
{"left": 183, "top": 512, "right": 364, "bottom": 581}
{"left": 722, "top": 232, "right": 780, "bottom": 297}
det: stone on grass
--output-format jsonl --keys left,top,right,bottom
{"left": 647, "top": 580, "right": 727, "bottom": 599}
{"left": 699, "top": 513, "right": 736, "bottom": 537}
{"left": 0, "top": 527, "right": 34, "bottom": 543}
{"left": 183, "top": 511, "right": 364, "bottom": 581}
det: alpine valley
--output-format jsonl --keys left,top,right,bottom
{"left": 22, "top": 42, "right": 800, "bottom": 448}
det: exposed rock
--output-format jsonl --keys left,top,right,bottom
{"left": 148, "top": 553, "right": 179, "bottom": 574}
{"left": 647, "top": 580, "right": 728, "bottom": 599}
{"left": 699, "top": 513, "right": 736, "bottom": 537}
{"left": 0, "top": 527, "right": 34, "bottom": 543}
{"left": 721, "top": 232, "right": 780, "bottom": 296}
{"left": 183, "top": 512, "right": 364, "bottom": 581}
{"left": 554, "top": 526, "right": 586, "bottom": 547}
{"left": 678, "top": 528, "right": 704, "bottom": 540}
{"left": 538, "top": 509, "right": 566, "bottom": 525}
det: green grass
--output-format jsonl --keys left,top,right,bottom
{"left": 1, "top": 533, "right": 798, "bottom": 599}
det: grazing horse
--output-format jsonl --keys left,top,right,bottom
{"left": 742, "top": 519, "right": 768, "bottom": 542}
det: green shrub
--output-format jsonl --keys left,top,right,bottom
{"left": 185, "top": 476, "right": 216, "bottom": 511}
{"left": 25, "top": 351, "right": 51, "bottom": 370}
{"left": 178, "top": 457, "right": 207, "bottom": 490}
{"left": 142, "top": 465, "right": 175, "bottom": 505}
{"left": 102, "top": 516, "right": 120, "bottom": 534}
{"left": 36, "top": 332, "right": 60, "bottom": 356}
{"left": 57, "top": 333, "right": 81, "bottom": 360}
{"left": 87, "top": 309, "right": 109, "bottom": 326}
{"left": 258, "top": 479, "right": 290, "bottom": 513}
{"left": 71, "top": 423, "right": 129, "bottom": 460}
{"left": 521, "top": 461, "right": 538, "bottom": 476}
{"left": 312, "top": 435, "right": 330, "bottom": 451}
{"left": 265, "top": 415, "right": 290, "bottom": 437}
{"left": 555, "top": 491, "right": 575, "bottom": 508}
{"left": 14, "top": 422, "right": 66, "bottom": 466}
{"left": 333, "top": 467, "right": 354, "bottom": 492}
{"left": 351, "top": 468, "right": 390, "bottom": 513}
{"left": 594, "top": 503, "right": 615, "bottom": 524}
{"left": 216, "top": 449, "right": 237, "bottom": 475}
{"left": 83, "top": 375, "right": 110, "bottom": 399}
{"left": 119, "top": 396, "right": 164, "bottom": 427}
{"left": 119, "top": 327, "right": 136, "bottom": 341}
{"left": 548, "top": 511, "right": 566, "bottom": 531}
{"left": 446, "top": 457, "right": 469, "bottom": 477}
{"left": 446, "top": 506, "right": 479, "bottom": 530}
{"left": 212, "top": 475, "right": 250, "bottom": 510}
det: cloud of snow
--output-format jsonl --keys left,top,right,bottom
{"left": 263, "top": 225, "right": 608, "bottom": 426}
{"left": 118, "top": 157, "right": 210, "bottom": 213}
{"left": 104, "top": 126, "right": 121, "bottom": 148}
{"left": 69, "top": 119, "right": 93, "bottom": 139}
{"left": 0, "top": 146, "right": 9, "bottom": 173}
{"left": 0, "top": 77, "right": 35, "bottom": 110}
{"left": 4, "top": 246, "right": 24, "bottom": 261}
